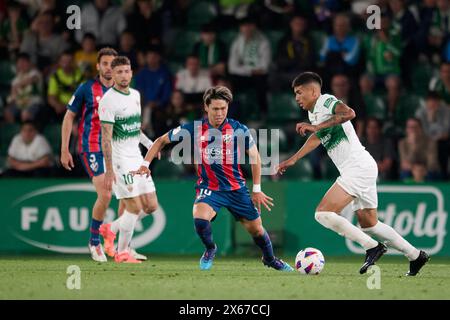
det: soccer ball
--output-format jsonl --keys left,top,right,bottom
{"left": 295, "top": 247, "right": 325, "bottom": 275}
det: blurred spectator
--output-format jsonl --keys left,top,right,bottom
{"left": 119, "top": 30, "right": 138, "bottom": 71}
{"left": 126, "top": 0, "right": 163, "bottom": 48}
{"left": 398, "top": 117, "right": 440, "bottom": 180}
{"left": 0, "top": 1, "right": 27, "bottom": 57}
{"left": 418, "top": 0, "right": 446, "bottom": 65}
{"left": 359, "top": 74, "right": 387, "bottom": 120}
{"left": 216, "top": 0, "right": 256, "bottom": 28}
{"left": 256, "top": 0, "right": 295, "bottom": 29}
{"left": 4, "top": 53, "right": 43, "bottom": 123}
{"left": 330, "top": 74, "right": 366, "bottom": 138}
{"left": 135, "top": 46, "right": 172, "bottom": 135}
{"left": 20, "top": 11, "right": 69, "bottom": 73}
{"left": 4, "top": 121, "right": 53, "bottom": 177}
{"left": 74, "top": 33, "right": 98, "bottom": 79}
{"left": 408, "top": 158, "right": 430, "bottom": 183}
{"left": 365, "top": 15, "right": 402, "bottom": 87}
{"left": 312, "top": 0, "right": 344, "bottom": 29}
{"left": 415, "top": 91, "right": 450, "bottom": 178}
{"left": 215, "top": 76, "right": 239, "bottom": 119}
{"left": 228, "top": 17, "right": 271, "bottom": 114}
{"left": 47, "top": 51, "right": 83, "bottom": 120}
{"left": 361, "top": 117, "right": 395, "bottom": 180}
{"left": 271, "top": 15, "right": 315, "bottom": 91}
{"left": 429, "top": 61, "right": 450, "bottom": 104}
{"left": 175, "top": 55, "right": 212, "bottom": 105}
{"left": 192, "top": 23, "right": 227, "bottom": 79}
{"left": 319, "top": 13, "right": 361, "bottom": 81}
{"left": 76, "top": 0, "right": 126, "bottom": 46}
{"left": 165, "top": 89, "right": 194, "bottom": 128}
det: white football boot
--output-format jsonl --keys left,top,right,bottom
{"left": 129, "top": 247, "right": 147, "bottom": 261}
{"left": 89, "top": 243, "right": 107, "bottom": 262}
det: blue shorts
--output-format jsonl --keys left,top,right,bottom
{"left": 194, "top": 187, "right": 260, "bottom": 221}
{"left": 79, "top": 152, "right": 105, "bottom": 178}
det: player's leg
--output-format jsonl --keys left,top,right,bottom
{"left": 357, "top": 209, "right": 429, "bottom": 276}
{"left": 114, "top": 196, "right": 142, "bottom": 263}
{"left": 239, "top": 217, "right": 293, "bottom": 271}
{"left": 193, "top": 202, "right": 218, "bottom": 270}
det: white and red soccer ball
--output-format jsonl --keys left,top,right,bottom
{"left": 295, "top": 247, "right": 325, "bottom": 275}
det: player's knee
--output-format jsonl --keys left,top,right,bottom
{"left": 143, "top": 202, "right": 158, "bottom": 214}
{"left": 315, "top": 211, "right": 332, "bottom": 224}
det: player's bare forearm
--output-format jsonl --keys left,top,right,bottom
{"left": 292, "top": 134, "right": 321, "bottom": 162}
{"left": 316, "top": 103, "right": 356, "bottom": 131}
{"left": 101, "top": 123, "right": 114, "bottom": 171}
{"left": 61, "top": 110, "right": 76, "bottom": 153}
{"left": 143, "top": 133, "right": 170, "bottom": 164}
{"left": 247, "top": 145, "right": 261, "bottom": 185}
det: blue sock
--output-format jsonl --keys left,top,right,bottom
{"left": 194, "top": 218, "right": 216, "bottom": 250}
{"left": 89, "top": 218, "right": 102, "bottom": 246}
{"left": 253, "top": 231, "right": 274, "bottom": 261}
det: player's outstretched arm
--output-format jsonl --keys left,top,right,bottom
{"left": 247, "top": 144, "right": 274, "bottom": 213}
{"left": 276, "top": 133, "right": 321, "bottom": 175}
{"left": 131, "top": 132, "right": 171, "bottom": 177}
{"left": 101, "top": 122, "right": 116, "bottom": 191}
{"left": 139, "top": 130, "right": 160, "bottom": 159}
{"left": 60, "top": 110, "right": 76, "bottom": 171}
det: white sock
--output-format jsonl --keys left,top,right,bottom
{"left": 110, "top": 215, "right": 122, "bottom": 234}
{"left": 362, "top": 222, "right": 420, "bottom": 261}
{"left": 315, "top": 211, "right": 378, "bottom": 251}
{"left": 138, "top": 210, "right": 148, "bottom": 220}
{"left": 117, "top": 211, "right": 139, "bottom": 253}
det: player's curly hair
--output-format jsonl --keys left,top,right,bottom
{"left": 97, "top": 47, "right": 118, "bottom": 63}
{"left": 203, "top": 86, "right": 233, "bottom": 106}
{"left": 111, "top": 56, "right": 131, "bottom": 69}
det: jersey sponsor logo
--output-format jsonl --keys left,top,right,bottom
{"left": 10, "top": 183, "right": 166, "bottom": 253}
{"left": 323, "top": 97, "right": 336, "bottom": 109}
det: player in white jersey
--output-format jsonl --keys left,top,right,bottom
{"left": 99, "top": 56, "right": 158, "bottom": 263}
{"left": 277, "top": 72, "right": 429, "bottom": 276}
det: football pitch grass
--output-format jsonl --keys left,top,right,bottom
{"left": 0, "top": 255, "right": 449, "bottom": 300}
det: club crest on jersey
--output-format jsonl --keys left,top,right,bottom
{"left": 223, "top": 134, "right": 232, "bottom": 144}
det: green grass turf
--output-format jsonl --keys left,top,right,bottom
{"left": 0, "top": 255, "right": 448, "bottom": 299}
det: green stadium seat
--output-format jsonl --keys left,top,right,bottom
{"left": 234, "top": 90, "right": 260, "bottom": 122}
{"left": 152, "top": 158, "right": 185, "bottom": 179}
{"left": 310, "top": 30, "right": 326, "bottom": 52}
{"left": 364, "top": 94, "right": 386, "bottom": 120}
{"left": 268, "top": 92, "right": 303, "bottom": 122}
{"left": 411, "top": 64, "right": 437, "bottom": 97}
{"left": 265, "top": 30, "right": 284, "bottom": 55}
{"left": 0, "top": 60, "right": 14, "bottom": 101}
{"left": 169, "top": 30, "right": 200, "bottom": 62}
{"left": 218, "top": 29, "right": 238, "bottom": 54}
{"left": 43, "top": 123, "right": 62, "bottom": 155}
{"left": 187, "top": 1, "right": 217, "bottom": 30}
{"left": 0, "top": 123, "right": 20, "bottom": 156}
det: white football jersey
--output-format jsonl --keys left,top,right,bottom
{"left": 99, "top": 87, "right": 142, "bottom": 161}
{"left": 308, "top": 94, "right": 366, "bottom": 172}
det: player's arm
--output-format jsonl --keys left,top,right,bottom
{"left": 139, "top": 130, "right": 161, "bottom": 159}
{"left": 247, "top": 144, "right": 274, "bottom": 213}
{"left": 60, "top": 110, "right": 76, "bottom": 170}
{"left": 276, "top": 133, "right": 321, "bottom": 175}
{"left": 296, "top": 102, "right": 356, "bottom": 135}
{"left": 131, "top": 132, "right": 171, "bottom": 177}
{"left": 101, "top": 122, "right": 116, "bottom": 191}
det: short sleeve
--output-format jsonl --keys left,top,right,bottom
{"left": 168, "top": 122, "right": 195, "bottom": 143}
{"left": 67, "top": 83, "right": 85, "bottom": 114}
{"left": 99, "top": 95, "right": 115, "bottom": 124}
{"left": 321, "top": 95, "right": 342, "bottom": 115}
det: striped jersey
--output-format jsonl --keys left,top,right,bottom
{"left": 168, "top": 118, "right": 255, "bottom": 191}
{"left": 67, "top": 77, "right": 109, "bottom": 153}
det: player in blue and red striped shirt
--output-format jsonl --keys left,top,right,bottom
{"left": 132, "top": 86, "right": 293, "bottom": 271}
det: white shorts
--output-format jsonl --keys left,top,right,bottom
{"left": 336, "top": 151, "right": 378, "bottom": 210}
{"left": 112, "top": 157, "right": 156, "bottom": 200}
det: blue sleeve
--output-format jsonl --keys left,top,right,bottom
{"left": 67, "top": 83, "right": 85, "bottom": 114}
{"left": 159, "top": 69, "right": 172, "bottom": 108}
{"left": 168, "top": 122, "right": 195, "bottom": 143}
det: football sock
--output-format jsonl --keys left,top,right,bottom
{"left": 252, "top": 230, "right": 275, "bottom": 261}
{"left": 89, "top": 218, "right": 102, "bottom": 246}
{"left": 194, "top": 218, "right": 216, "bottom": 250}
{"left": 362, "top": 221, "right": 420, "bottom": 261}
{"left": 118, "top": 211, "right": 139, "bottom": 253}
{"left": 138, "top": 210, "right": 148, "bottom": 220}
{"left": 315, "top": 211, "right": 378, "bottom": 251}
{"left": 110, "top": 215, "right": 121, "bottom": 234}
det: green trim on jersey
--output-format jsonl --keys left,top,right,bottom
{"left": 113, "top": 87, "right": 131, "bottom": 96}
{"left": 112, "top": 113, "right": 141, "bottom": 141}
{"left": 323, "top": 97, "right": 337, "bottom": 109}
{"left": 101, "top": 120, "right": 115, "bottom": 125}
{"left": 330, "top": 100, "right": 342, "bottom": 114}
{"left": 316, "top": 124, "right": 348, "bottom": 151}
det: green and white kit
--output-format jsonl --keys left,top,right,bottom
{"left": 99, "top": 87, "right": 155, "bottom": 199}
{"left": 309, "top": 94, "right": 378, "bottom": 210}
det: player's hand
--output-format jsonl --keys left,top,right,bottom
{"left": 104, "top": 170, "right": 116, "bottom": 191}
{"left": 252, "top": 191, "right": 274, "bottom": 213}
{"left": 296, "top": 122, "right": 318, "bottom": 136}
{"left": 60, "top": 150, "right": 74, "bottom": 171}
{"left": 130, "top": 165, "right": 151, "bottom": 178}
{"left": 276, "top": 158, "right": 296, "bottom": 175}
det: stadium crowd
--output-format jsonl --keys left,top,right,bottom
{"left": 0, "top": 0, "right": 449, "bottom": 182}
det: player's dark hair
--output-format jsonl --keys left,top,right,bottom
{"left": 203, "top": 86, "right": 233, "bottom": 106}
{"left": 21, "top": 120, "right": 37, "bottom": 130}
{"left": 426, "top": 90, "right": 441, "bottom": 101}
{"left": 366, "top": 117, "right": 382, "bottom": 129}
{"left": 111, "top": 56, "right": 131, "bottom": 69}
{"left": 17, "top": 52, "right": 31, "bottom": 61}
{"left": 97, "top": 47, "right": 118, "bottom": 63}
{"left": 292, "top": 72, "right": 323, "bottom": 88}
